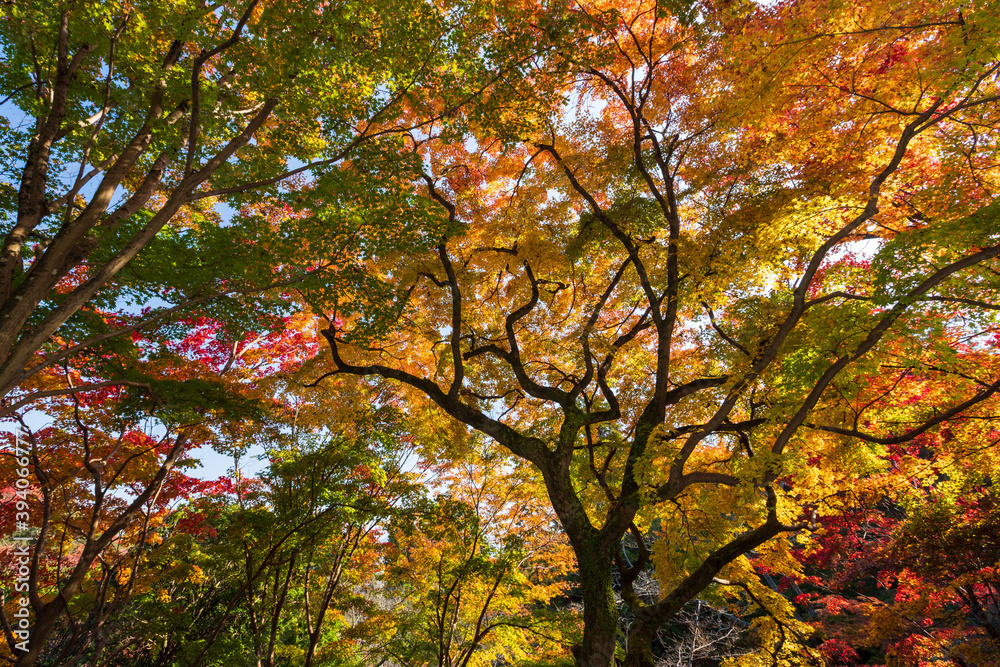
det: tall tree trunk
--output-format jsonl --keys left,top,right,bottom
{"left": 572, "top": 539, "right": 619, "bottom": 667}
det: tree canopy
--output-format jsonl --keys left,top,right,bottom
{"left": 2, "top": 0, "right": 1000, "bottom": 666}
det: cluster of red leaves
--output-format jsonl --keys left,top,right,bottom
{"left": 820, "top": 638, "right": 861, "bottom": 666}
{"left": 790, "top": 478, "right": 1000, "bottom": 665}
{"left": 159, "top": 314, "right": 318, "bottom": 376}
{"left": 174, "top": 510, "right": 217, "bottom": 539}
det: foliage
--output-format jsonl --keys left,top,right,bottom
{"left": 2, "top": 1, "right": 1000, "bottom": 667}
{"left": 309, "top": 0, "right": 1000, "bottom": 665}
{"left": 375, "top": 440, "right": 576, "bottom": 667}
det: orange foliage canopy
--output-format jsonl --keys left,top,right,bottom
{"left": 313, "top": 0, "right": 1000, "bottom": 664}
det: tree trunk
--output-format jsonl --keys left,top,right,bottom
{"left": 621, "top": 614, "right": 659, "bottom": 667}
{"left": 572, "top": 539, "right": 619, "bottom": 667}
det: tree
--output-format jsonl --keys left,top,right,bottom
{"left": 789, "top": 354, "right": 1000, "bottom": 666}
{"left": 377, "top": 438, "right": 574, "bottom": 667}
{"left": 0, "top": 355, "right": 422, "bottom": 667}
{"left": 0, "top": 0, "right": 573, "bottom": 408}
{"left": 800, "top": 487, "right": 1000, "bottom": 666}
{"left": 1, "top": 1, "right": 583, "bottom": 662}
{"left": 0, "top": 389, "right": 220, "bottom": 667}
{"left": 0, "top": 302, "right": 290, "bottom": 666}
{"left": 311, "top": 0, "right": 1000, "bottom": 664}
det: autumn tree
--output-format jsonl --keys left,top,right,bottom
{"left": 0, "top": 0, "right": 577, "bottom": 411}
{"left": 311, "top": 0, "right": 1000, "bottom": 665}
{"left": 0, "top": 342, "right": 422, "bottom": 667}
{"left": 1, "top": 1, "right": 584, "bottom": 663}
{"left": 0, "top": 304, "right": 299, "bottom": 666}
{"left": 789, "top": 352, "right": 1000, "bottom": 665}
{"left": 375, "top": 438, "right": 574, "bottom": 667}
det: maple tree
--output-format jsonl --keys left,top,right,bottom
{"left": 786, "top": 357, "right": 1000, "bottom": 666}
{"left": 0, "top": 333, "right": 421, "bottom": 667}
{"left": 375, "top": 438, "right": 575, "bottom": 667}
{"left": 0, "top": 303, "right": 304, "bottom": 666}
{"left": 0, "top": 0, "right": 575, "bottom": 413}
{"left": 0, "top": 1, "right": 581, "bottom": 662}
{"left": 0, "top": 400, "right": 214, "bottom": 666}
{"left": 310, "top": 0, "right": 1000, "bottom": 665}
{"left": 108, "top": 401, "right": 418, "bottom": 667}
{"left": 798, "top": 488, "right": 1000, "bottom": 666}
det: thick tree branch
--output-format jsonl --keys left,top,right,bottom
{"left": 771, "top": 240, "right": 1000, "bottom": 457}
